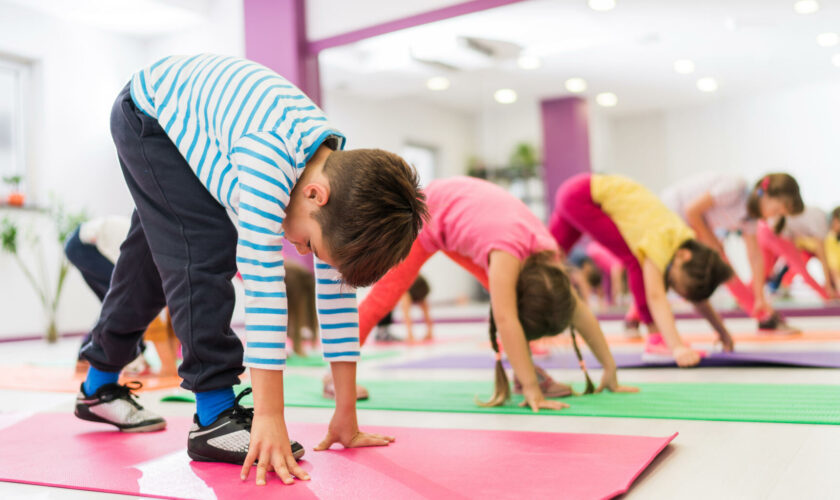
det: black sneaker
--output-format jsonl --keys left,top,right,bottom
{"left": 74, "top": 381, "right": 166, "bottom": 432}
{"left": 187, "top": 388, "right": 305, "bottom": 464}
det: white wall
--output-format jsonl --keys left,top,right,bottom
{"left": 603, "top": 78, "right": 840, "bottom": 210}
{"left": 0, "top": 0, "right": 246, "bottom": 339}
{"left": 323, "top": 89, "right": 480, "bottom": 303}
{"left": 0, "top": 2, "right": 146, "bottom": 338}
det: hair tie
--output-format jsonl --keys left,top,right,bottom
{"left": 495, "top": 352, "right": 502, "bottom": 362}
{"left": 761, "top": 177, "right": 770, "bottom": 190}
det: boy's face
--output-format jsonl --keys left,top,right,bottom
{"left": 283, "top": 181, "right": 334, "bottom": 266}
{"left": 284, "top": 211, "right": 332, "bottom": 266}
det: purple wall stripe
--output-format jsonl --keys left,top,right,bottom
{"left": 306, "top": 0, "right": 529, "bottom": 54}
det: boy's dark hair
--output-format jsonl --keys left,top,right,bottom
{"left": 673, "top": 239, "right": 734, "bottom": 302}
{"left": 478, "top": 251, "right": 587, "bottom": 407}
{"left": 315, "top": 149, "right": 428, "bottom": 287}
{"left": 746, "top": 173, "right": 804, "bottom": 233}
{"left": 832, "top": 207, "right": 840, "bottom": 223}
{"left": 408, "top": 275, "right": 430, "bottom": 303}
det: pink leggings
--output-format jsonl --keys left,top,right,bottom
{"left": 756, "top": 222, "right": 828, "bottom": 300}
{"left": 358, "top": 239, "right": 489, "bottom": 346}
{"left": 549, "top": 174, "right": 654, "bottom": 324}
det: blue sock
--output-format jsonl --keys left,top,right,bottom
{"left": 83, "top": 365, "right": 120, "bottom": 396}
{"left": 195, "top": 387, "right": 236, "bottom": 426}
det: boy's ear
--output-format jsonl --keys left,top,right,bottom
{"left": 304, "top": 181, "right": 330, "bottom": 207}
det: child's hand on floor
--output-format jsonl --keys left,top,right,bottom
{"left": 519, "top": 385, "right": 570, "bottom": 412}
{"left": 596, "top": 370, "right": 639, "bottom": 394}
{"left": 241, "top": 413, "right": 309, "bottom": 486}
{"left": 314, "top": 410, "right": 394, "bottom": 451}
{"left": 672, "top": 345, "right": 701, "bottom": 367}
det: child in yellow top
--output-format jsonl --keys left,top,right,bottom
{"left": 550, "top": 173, "right": 734, "bottom": 367}
{"left": 828, "top": 208, "right": 840, "bottom": 290}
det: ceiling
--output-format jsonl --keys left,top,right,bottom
{"left": 316, "top": 0, "right": 840, "bottom": 115}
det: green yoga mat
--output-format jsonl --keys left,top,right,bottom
{"left": 161, "top": 374, "right": 840, "bottom": 425}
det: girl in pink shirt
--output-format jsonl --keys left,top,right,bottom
{"left": 356, "top": 177, "right": 636, "bottom": 410}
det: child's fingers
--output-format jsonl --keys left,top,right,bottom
{"left": 611, "top": 385, "right": 640, "bottom": 393}
{"left": 287, "top": 455, "right": 309, "bottom": 481}
{"left": 350, "top": 434, "right": 393, "bottom": 448}
{"left": 314, "top": 433, "right": 336, "bottom": 451}
{"left": 273, "top": 455, "right": 294, "bottom": 485}
{"left": 240, "top": 448, "right": 258, "bottom": 480}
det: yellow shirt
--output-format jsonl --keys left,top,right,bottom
{"left": 591, "top": 174, "right": 695, "bottom": 271}
{"left": 826, "top": 232, "right": 840, "bottom": 273}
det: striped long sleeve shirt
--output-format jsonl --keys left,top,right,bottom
{"left": 129, "top": 54, "right": 360, "bottom": 369}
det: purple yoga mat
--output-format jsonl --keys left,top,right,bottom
{"left": 384, "top": 350, "right": 840, "bottom": 370}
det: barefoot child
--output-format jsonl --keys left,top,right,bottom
{"left": 75, "top": 54, "right": 426, "bottom": 486}
{"left": 349, "top": 177, "right": 636, "bottom": 411}
{"left": 661, "top": 173, "right": 805, "bottom": 332}
{"left": 550, "top": 173, "right": 734, "bottom": 367}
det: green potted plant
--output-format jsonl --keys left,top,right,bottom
{"left": 508, "top": 142, "right": 539, "bottom": 179}
{"left": 3, "top": 175, "right": 24, "bottom": 206}
{"left": 1, "top": 201, "right": 86, "bottom": 342}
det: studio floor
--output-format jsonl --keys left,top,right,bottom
{"left": 0, "top": 310, "right": 839, "bottom": 499}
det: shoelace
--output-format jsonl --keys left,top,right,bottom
{"left": 104, "top": 381, "right": 145, "bottom": 409}
{"left": 230, "top": 388, "right": 254, "bottom": 430}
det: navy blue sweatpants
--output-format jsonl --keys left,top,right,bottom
{"left": 81, "top": 84, "right": 244, "bottom": 392}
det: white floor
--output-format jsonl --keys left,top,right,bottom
{"left": 1, "top": 313, "right": 839, "bottom": 499}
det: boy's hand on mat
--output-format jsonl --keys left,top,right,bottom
{"left": 241, "top": 414, "right": 309, "bottom": 486}
{"left": 597, "top": 371, "right": 639, "bottom": 394}
{"left": 672, "top": 345, "right": 701, "bottom": 367}
{"left": 520, "top": 386, "right": 570, "bottom": 412}
{"left": 314, "top": 413, "right": 394, "bottom": 450}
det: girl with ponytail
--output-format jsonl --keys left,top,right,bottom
{"left": 348, "top": 177, "right": 636, "bottom": 411}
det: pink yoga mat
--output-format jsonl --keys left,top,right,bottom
{"left": 0, "top": 413, "right": 675, "bottom": 500}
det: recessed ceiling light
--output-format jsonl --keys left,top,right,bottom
{"left": 697, "top": 77, "right": 719, "bottom": 92}
{"left": 595, "top": 92, "right": 618, "bottom": 107}
{"left": 426, "top": 76, "right": 450, "bottom": 91}
{"left": 517, "top": 54, "right": 542, "bottom": 70}
{"left": 817, "top": 32, "right": 839, "bottom": 47}
{"left": 832, "top": 54, "right": 840, "bottom": 67}
{"left": 794, "top": 0, "right": 820, "bottom": 14}
{"left": 588, "top": 0, "right": 616, "bottom": 12}
{"left": 565, "top": 78, "right": 587, "bottom": 93}
{"left": 673, "top": 59, "right": 696, "bottom": 74}
{"left": 494, "top": 89, "right": 518, "bottom": 104}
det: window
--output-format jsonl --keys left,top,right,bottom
{"left": 0, "top": 58, "right": 26, "bottom": 188}
{"left": 401, "top": 143, "right": 437, "bottom": 188}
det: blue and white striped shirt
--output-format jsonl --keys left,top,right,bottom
{"left": 130, "top": 54, "right": 359, "bottom": 369}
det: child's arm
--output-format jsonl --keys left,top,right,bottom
{"left": 399, "top": 293, "right": 414, "bottom": 342}
{"left": 488, "top": 250, "right": 568, "bottom": 412}
{"left": 570, "top": 293, "right": 638, "bottom": 393}
{"left": 693, "top": 299, "right": 734, "bottom": 351}
{"left": 610, "top": 267, "right": 624, "bottom": 305}
{"left": 242, "top": 369, "right": 309, "bottom": 485}
{"left": 743, "top": 233, "right": 771, "bottom": 316}
{"left": 420, "top": 299, "right": 434, "bottom": 339}
{"left": 642, "top": 258, "right": 701, "bottom": 367}
{"left": 812, "top": 240, "right": 838, "bottom": 299}
{"left": 684, "top": 193, "right": 725, "bottom": 254}
{"left": 314, "top": 362, "right": 394, "bottom": 450}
